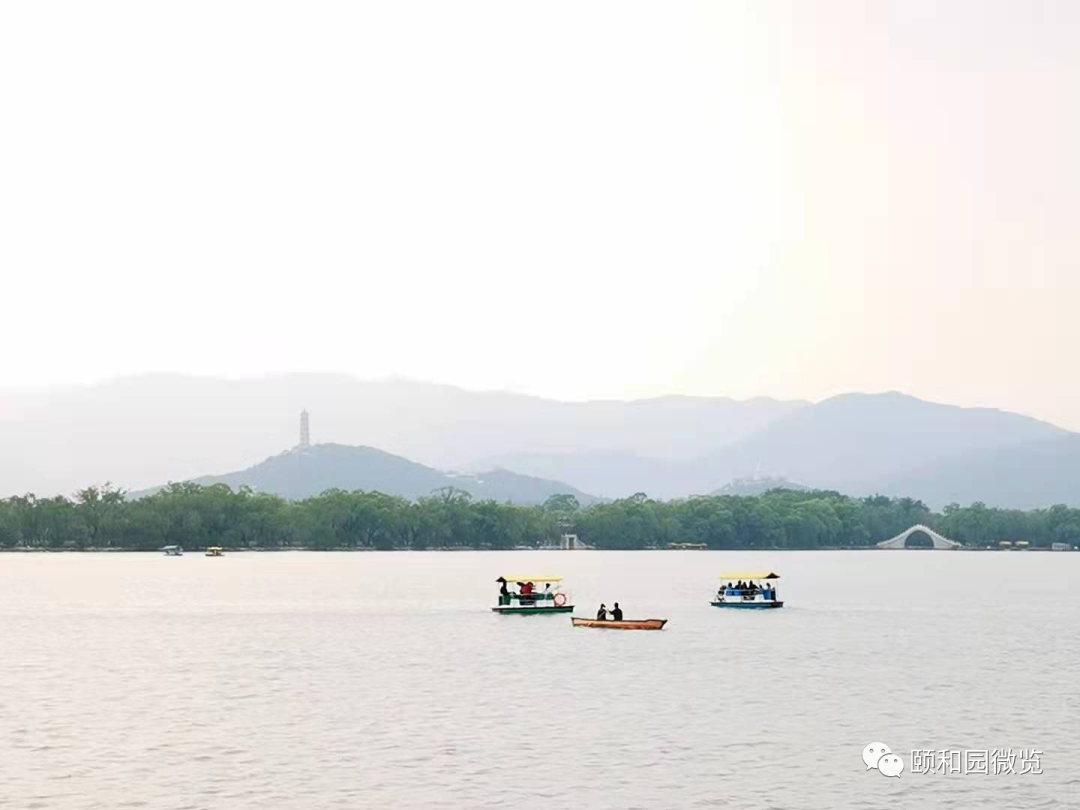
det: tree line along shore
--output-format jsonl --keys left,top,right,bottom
{"left": 2, "top": 482, "right": 1078, "bottom": 551}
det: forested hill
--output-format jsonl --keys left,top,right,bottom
{"left": 712, "top": 476, "right": 809, "bottom": 497}
{"left": 129, "top": 443, "right": 598, "bottom": 506}
{"left": 3, "top": 484, "right": 1079, "bottom": 551}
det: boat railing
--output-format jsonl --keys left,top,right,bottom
{"left": 499, "top": 592, "right": 559, "bottom": 606}
{"left": 717, "top": 588, "right": 778, "bottom": 601}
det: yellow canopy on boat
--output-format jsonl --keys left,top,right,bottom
{"left": 500, "top": 575, "right": 563, "bottom": 582}
{"left": 718, "top": 571, "right": 780, "bottom": 580}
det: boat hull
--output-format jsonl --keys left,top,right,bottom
{"left": 571, "top": 618, "right": 667, "bottom": 630}
{"left": 710, "top": 601, "right": 784, "bottom": 609}
{"left": 492, "top": 605, "right": 575, "bottom": 615}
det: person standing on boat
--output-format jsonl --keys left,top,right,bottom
{"left": 596, "top": 603, "right": 608, "bottom": 620}
{"left": 611, "top": 603, "right": 623, "bottom": 621}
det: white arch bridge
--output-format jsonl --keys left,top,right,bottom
{"left": 877, "top": 524, "right": 960, "bottom": 550}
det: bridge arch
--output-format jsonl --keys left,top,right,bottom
{"left": 877, "top": 524, "right": 959, "bottom": 550}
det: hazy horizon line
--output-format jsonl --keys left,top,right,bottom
{"left": 2, "top": 370, "right": 1073, "bottom": 431}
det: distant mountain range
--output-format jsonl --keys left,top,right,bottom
{"left": 681, "top": 392, "right": 1070, "bottom": 504}
{"left": 479, "top": 393, "right": 1070, "bottom": 505}
{"left": 866, "top": 434, "right": 1080, "bottom": 509}
{"left": 129, "top": 443, "right": 598, "bottom": 505}
{"left": 2, "top": 374, "right": 1078, "bottom": 509}
{"left": 0, "top": 374, "right": 806, "bottom": 497}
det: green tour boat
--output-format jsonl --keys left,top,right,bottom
{"left": 492, "top": 575, "right": 574, "bottom": 615}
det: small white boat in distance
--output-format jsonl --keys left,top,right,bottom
{"left": 711, "top": 571, "right": 784, "bottom": 609}
{"left": 161, "top": 545, "right": 184, "bottom": 556}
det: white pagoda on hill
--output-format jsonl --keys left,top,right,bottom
{"left": 299, "top": 409, "right": 310, "bottom": 448}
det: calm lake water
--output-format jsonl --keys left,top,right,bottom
{"left": 1, "top": 551, "right": 1077, "bottom": 810}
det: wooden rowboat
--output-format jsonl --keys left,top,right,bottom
{"left": 571, "top": 617, "right": 667, "bottom": 631}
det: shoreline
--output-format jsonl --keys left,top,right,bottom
{"left": 1, "top": 546, "right": 1070, "bottom": 553}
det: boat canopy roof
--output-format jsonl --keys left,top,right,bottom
{"left": 207, "top": 546, "right": 223, "bottom": 551}
{"left": 499, "top": 575, "right": 563, "bottom": 582}
{"left": 718, "top": 571, "right": 780, "bottom": 580}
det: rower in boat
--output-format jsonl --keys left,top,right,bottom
{"left": 576, "top": 601, "right": 665, "bottom": 630}
{"left": 491, "top": 575, "right": 574, "bottom": 615}
{"left": 710, "top": 571, "right": 785, "bottom": 609}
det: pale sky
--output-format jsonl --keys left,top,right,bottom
{"left": 2, "top": 1, "right": 1078, "bottom": 428}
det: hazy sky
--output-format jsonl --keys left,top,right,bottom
{"left": 2, "top": 1, "right": 1078, "bottom": 427}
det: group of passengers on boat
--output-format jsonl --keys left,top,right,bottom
{"left": 496, "top": 576, "right": 554, "bottom": 605}
{"left": 715, "top": 579, "right": 779, "bottom": 602}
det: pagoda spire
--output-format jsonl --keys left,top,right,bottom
{"left": 299, "top": 409, "right": 310, "bottom": 448}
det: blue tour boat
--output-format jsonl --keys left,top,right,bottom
{"left": 711, "top": 571, "right": 784, "bottom": 609}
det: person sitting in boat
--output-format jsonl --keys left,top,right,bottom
{"left": 611, "top": 602, "right": 623, "bottom": 621}
{"left": 520, "top": 581, "right": 535, "bottom": 595}
{"left": 596, "top": 603, "right": 608, "bottom": 620}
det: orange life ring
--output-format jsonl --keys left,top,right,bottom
{"left": 554, "top": 592, "right": 568, "bottom": 607}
